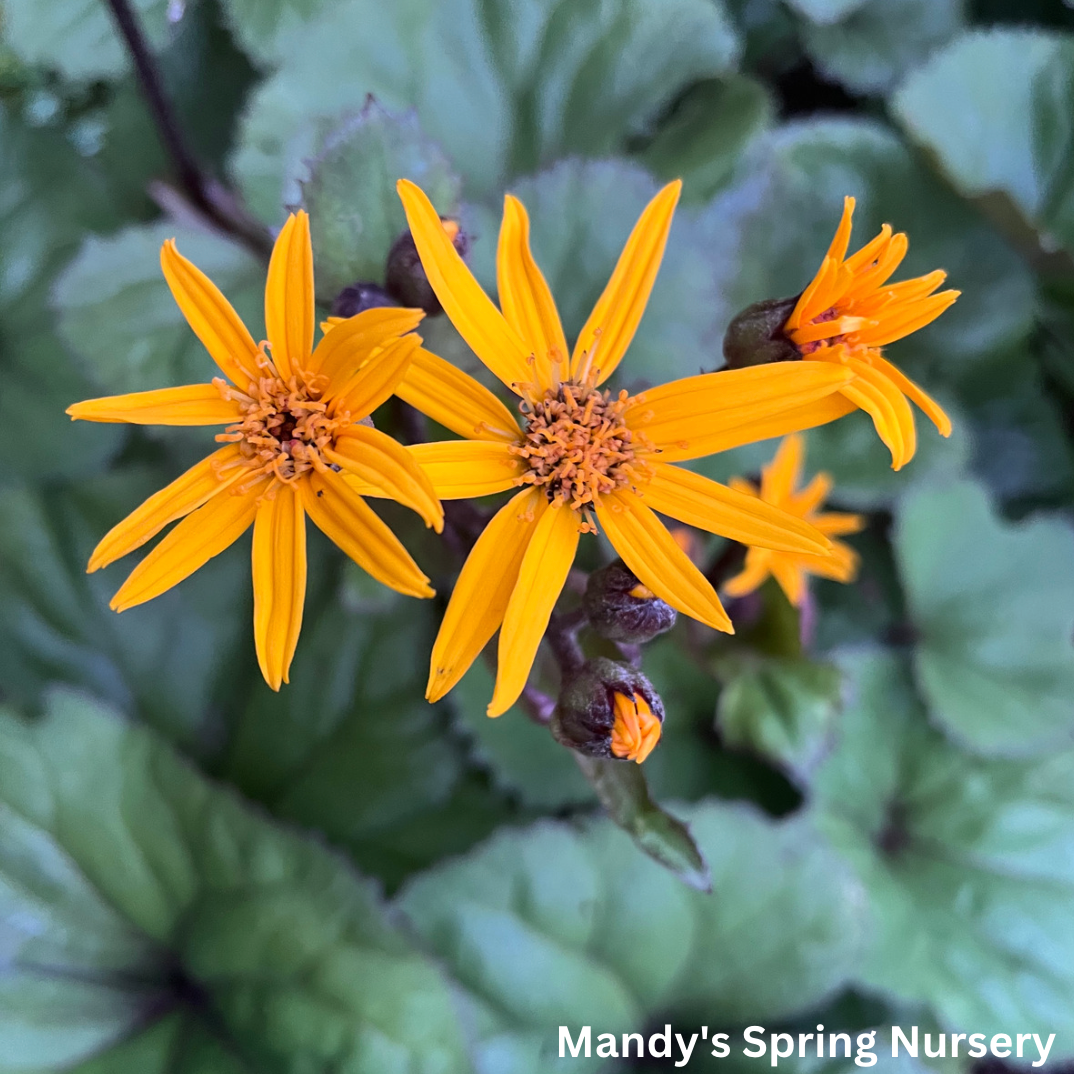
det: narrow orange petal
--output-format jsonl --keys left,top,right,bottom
{"left": 396, "top": 348, "right": 523, "bottom": 442}
{"left": 864, "top": 350, "right": 952, "bottom": 436}
{"left": 327, "top": 424, "right": 444, "bottom": 532}
{"left": 571, "top": 180, "right": 681, "bottom": 386}
{"left": 265, "top": 212, "right": 314, "bottom": 380}
{"left": 408, "top": 440, "right": 525, "bottom": 499}
{"left": 855, "top": 290, "right": 960, "bottom": 348}
{"left": 300, "top": 472, "right": 433, "bottom": 599}
{"left": 641, "top": 462, "right": 830, "bottom": 554}
{"left": 595, "top": 491, "right": 731, "bottom": 632}
{"left": 88, "top": 445, "right": 244, "bottom": 572}
{"left": 160, "top": 239, "right": 260, "bottom": 387}
{"left": 497, "top": 194, "right": 568, "bottom": 391}
{"left": 309, "top": 306, "right": 425, "bottom": 390}
{"left": 722, "top": 550, "right": 772, "bottom": 599}
{"left": 397, "top": 179, "right": 533, "bottom": 391}
{"left": 826, "top": 196, "right": 856, "bottom": 263}
{"left": 427, "top": 487, "right": 546, "bottom": 703}
{"left": 789, "top": 472, "right": 834, "bottom": 515}
{"left": 331, "top": 333, "right": 421, "bottom": 420}
{"left": 629, "top": 361, "right": 854, "bottom": 461}
{"left": 842, "top": 355, "right": 916, "bottom": 469}
{"left": 490, "top": 503, "right": 580, "bottom": 716}
{"left": 761, "top": 433, "right": 805, "bottom": 504}
{"left": 252, "top": 483, "right": 307, "bottom": 691}
{"left": 66, "top": 384, "right": 242, "bottom": 426}
{"left": 770, "top": 559, "right": 806, "bottom": 607}
{"left": 812, "top": 512, "right": 865, "bottom": 538}
{"left": 110, "top": 478, "right": 265, "bottom": 612}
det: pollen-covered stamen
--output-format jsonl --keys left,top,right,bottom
{"left": 213, "top": 364, "right": 348, "bottom": 486}
{"left": 794, "top": 307, "right": 843, "bottom": 355}
{"left": 511, "top": 376, "right": 653, "bottom": 513}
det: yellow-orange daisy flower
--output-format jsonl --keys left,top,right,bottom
{"left": 610, "top": 691, "right": 662, "bottom": 764}
{"left": 782, "top": 196, "right": 959, "bottom": 470}
{"left": 389, "top": 178, "right": 859, "bottom": 716}
{"left": 67, "top": 212, "right": 443, "bottom": 691}
{"left": 723, "top": 433, "right": 864, "bottom": 607}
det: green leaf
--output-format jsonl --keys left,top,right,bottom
{"left": 399, "top": 803, "right": 865, "bottom": 1070}
{"left": 784, "top": 0, "right": 867, "bottom": 24}
{"left": 465, "top": 158, "right": 729, "bottom": 386}
{"left": 223, "top": 589, "right": 468, "bottom": 863}
{"left": 231, "top": 0, "right": 739, "bottom": 217}
{"left": 814, "top": 651, "right": 1074, "bottom": 1045}
{"left": 715, "top": 654, "right": 842, "bottom": 778}
{"left": 0, "top": 0, "right": 173, "bottom": 82}
{"left": 0, "top": 689, "right": 470, "bottom": 1072}
{"left": 637, "top": 75, "right": 774, "bottom": 203}
{"left": 54, "top": 222, "right": 263, "bottom": 398}
{"left": 574, "top": 757, "right": 711, "bottom": 891}
{"left": 451, "top": 659, "right": 596, "bottom": 811}
{"left": 800, "top": 0, "right": 965, "bottom": 95}
{"left": 219, "top": 0, "right": 341, "bottom": 67}
{"left": 894, "top": 478, "right": 1074, "bottom": 756}
{"left": 893, "top": 29, "right": 1074, "bottom": 261}
{"left": 302, "top": 103, "right": 462, "bottom": 304}
{"left": 0, "top": 474, "right": 248, "bottom": 750}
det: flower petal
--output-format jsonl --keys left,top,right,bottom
{"left": 396, "top": 347, "right": 523, "bottom": 442}
{"left": 427, "top": 487, "right": 546, "bottom": 703}
{"left": 301, "top": 471, "right": 433, "bottom": 599}
{"left": 66, "top": 384, "right": 243, "bottom": 426}
{"left": 408, "top": 440, "right": 525, "bottom": 499}
{"left": 630, "top": 361, "right": 854, "bottom": 462}
{"left": 309, "top": 306, "right": 425, "bottom": 390}
{"left": 595, "top": 491, "right": 732, "bottom": 632}
{"left": 770, "top": 559, "right": 806, "bottom": 607}
{"left": 490, "top": 503, "right": 580, "bottom": 716}
{"left": 89, "top": 445, "right": 244, "bottom": 572}
{"left": 160, "top": 239, "right": 261, "bottom": 386}
{"left": 252, "top": 483, "right": 307, "bottom": 691}
{"left": 327, "top": 424, "right": 444, "bottom": 532}
{"left": 331, "top": 333, "right": 421, "bottom": 420}
{"left": 722, "top": 550, "right": 772, "bottom": 599}
{"left": 497, "top": 194, "right": 568, "bottom": 390}
{"left": 761, "top": 433, "right": 805, "bottom": 504}
{"left": 642, "top": 462, "right": 831, "bottom": 555}
{"left": 842, "top": 354, "right": 916, "bottom": 469}
{"left": 856, "top": 350, "right": 951, "bottom": 437}
{"left": 571, "top": 180, "right": 681, "bottom": 385}
{"left": 265, "top": 211, "right": 314, "bottom": 380}
{"left": 397, "top": 179, "right": 533, "bottom": 390}
{"left": 110, "top": 477, "right": 266, "bottom": 612}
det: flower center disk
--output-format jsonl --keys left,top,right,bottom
{"left": 513, "top": 381, "right": 649, "bottom": 510}
{"left": 215, "top": 361, "right": 342, "bottom": 485}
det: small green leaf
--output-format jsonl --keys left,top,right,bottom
{"left": 231, "top": 0, "right": 739, "bottom": 216}
{"left": 800, "top": 0, "right": 965, "bottom": 95}
{"left": 399, "top": 802, "right": 865, "bottom": 1064}
{"left": 0, "top": 689, "right": 470, "bottom": 1072}
{"left": 715, "top": 654, "right": 842, "bottom": 777}
{"left": 301, "top": 103, "right": 461, "bottom": 304}
{"left": 1, "top": 0, "right": 173, "bottom": 82}
{"left": 54, "top": 223, "right": 263, "bottom": 399}
{"left": 895, "top": 478, "right": 1074, "bottom": 756}
{"left": 814, "top": 651, "right": 1074, "bottom": 1045}
{"left": 894, "top": 29, "right": 1074, "bottom": 261}
{"left": 638, "top": 75, "right": 774, "bottom": 202}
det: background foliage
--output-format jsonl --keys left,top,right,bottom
{"left": 2, "top": 0, "right": 1074, "bottom": 1070}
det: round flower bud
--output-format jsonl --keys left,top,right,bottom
{"left": 583, "top": 560, "right": 676, "bottom": 643}
{"left": 385, "top": 217, "right": 469, "bottom": 314}
{"left": 551, "top": 658, "right": 665, "bottom": 764}
{"left": 722, "top": 294, "right": 801, "bottom": 368}
{"left": 330, "top": 282, "right": 396, "bottom": 318}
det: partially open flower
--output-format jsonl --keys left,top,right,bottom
{"left": 551, "top": 658, "right": 665, "bottom": 764}
{"left": 584, "top": 559, "right": 676, "bottom": 643}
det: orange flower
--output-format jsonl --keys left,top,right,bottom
{"left": 610, "top": 691, "right": 662, "bottom": 764}
{"left": 384, "top": 179, "right": 858, "bottom": 715}
{"left": 783, "top": 196, "right": 959, "bottom": 470}
{"left": 67, "top": 212, "right": 442, "bottom": 690}
{"left": 723, "top": 433, "right": 864, "bottom": 607}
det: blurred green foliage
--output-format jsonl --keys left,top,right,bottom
{"left": 2, "top": 0, "right": 1074, "bottom": 1070}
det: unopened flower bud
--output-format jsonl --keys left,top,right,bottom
{"left": 583, "top": 560, "right": 676, "bottom": 643}
{"left": 552, "top": 658, "right": 665, "bottom": 764}
{"left": 330, "top": 281, "right": 396, "bottom": 318}
{"left": 385, "top": 217, "right": 468, "bottom": 314}
{"left": 723, "top": 295, "right": 801, "bottom": 368}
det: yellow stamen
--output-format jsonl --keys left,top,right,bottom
{"left": 610, "top": 691, "right": 661, "bottom": 764}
